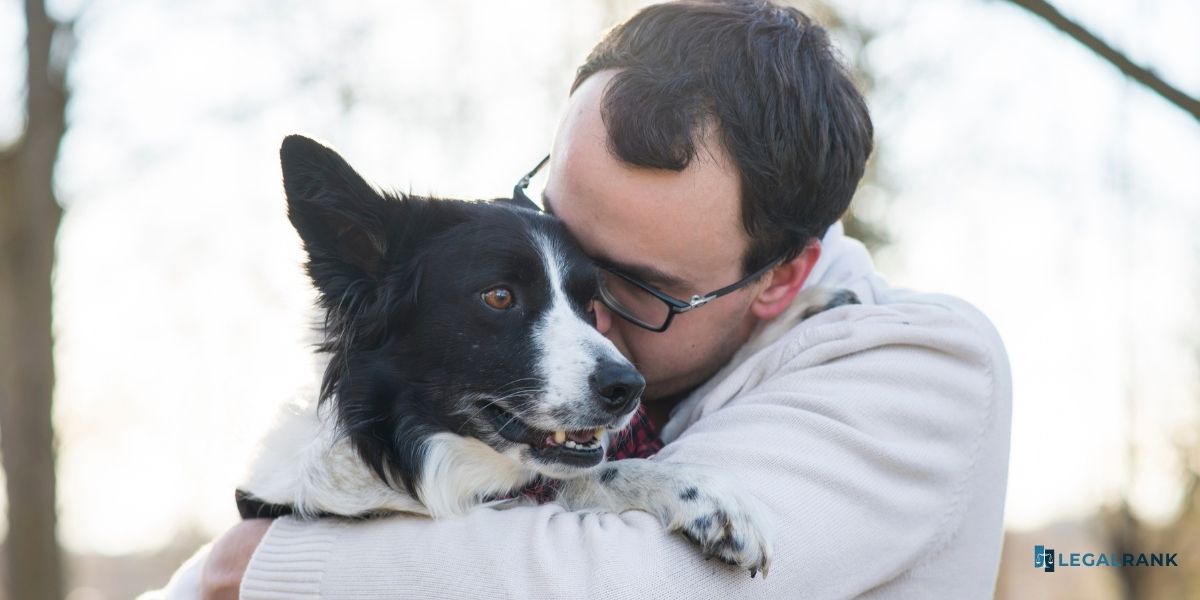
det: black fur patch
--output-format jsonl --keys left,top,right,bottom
{"left": 235, "top": 489, "right": 295, "bottom": 519}
{"left": 600, "top": 467, "right": 619, "bottom": 483}
{"left": 278, "top": 135, "right": 606, "bottom": 496}
{"left": 801, "top": 288, "right": 860, "bottom": 319}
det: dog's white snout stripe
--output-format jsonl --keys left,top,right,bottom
{"left": 531, "top": 232, "right": 630, "bottom": 411}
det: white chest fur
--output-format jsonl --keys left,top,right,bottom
{"left": 239, "top": 402, "right": 538, "bottom": 519}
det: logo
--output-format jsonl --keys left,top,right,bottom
{"left": 1034, "top": 545, "right": 1055, "bottom": 572}
{"left": 1032, "top": 545, "right": 1178, "bottom": 573}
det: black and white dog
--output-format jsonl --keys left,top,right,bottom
{"left": 146, "top": 135, "right": 776, "bottom": 599}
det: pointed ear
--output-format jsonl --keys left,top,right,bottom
{"left": 280, "top": 135, "right": 392, "bottom": 298}
{"left": 494, "top": 191, "right": 541, "bottom": 213}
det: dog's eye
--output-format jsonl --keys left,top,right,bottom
{"left": 481, "top": 287, "right": 515, "bottom": 310}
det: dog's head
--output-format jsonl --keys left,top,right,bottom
{"left": 280, "top": 135, "right": 643, "bottom": 493}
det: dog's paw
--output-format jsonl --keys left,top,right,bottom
{"left": 664, "top": 476, "right": 773, "bottom": 578}
{"left": 800, "top": 287, "right": 860, "bottom": 320}
{"left": 556, "top": 459, "right": 773, "bottom": 577}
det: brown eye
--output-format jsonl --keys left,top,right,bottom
{"left": 481, "top": 287, "right": 515, "bottom": 310}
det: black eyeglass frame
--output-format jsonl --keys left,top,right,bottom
{"left": 512, "top": 155, "right": 785, "bottom": 333}
{"left": 512, "top": 154, "right": 550, "bottom": 209}
{"left": 596, "top": 257, "right": 785, "bottom": 332}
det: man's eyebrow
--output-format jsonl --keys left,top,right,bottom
{"left": 604, "top": 260, "right": 688, "bottom": 290}
{"left": 541, "top": 191, "right": 688, "bottom": 290}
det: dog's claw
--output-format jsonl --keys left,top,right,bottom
{"left": 750, "top": 567, "right": 758, "bottom": 579}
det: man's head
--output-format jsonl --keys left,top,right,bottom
{"left": 543, "top": 0, "right": 873, "bottom": 401}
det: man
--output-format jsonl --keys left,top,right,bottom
{"left": 205, "top": 1, "right": 1011, "bottom": 597}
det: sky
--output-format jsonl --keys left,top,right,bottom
{"left": 0, "top": 0, "right": 1197, "bottom": 556}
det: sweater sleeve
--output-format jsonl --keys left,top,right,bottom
{"left": 241, "top": 298, "right": 1010, "bottom": 600}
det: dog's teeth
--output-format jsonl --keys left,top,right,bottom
{"left": 554, "top": 431, "right": 567, "bottom": 444}
{"left": 565, "top": 440, "right": 578, "bottom": 449}
{"left": 593, "top": 427, "right": 605, "bottom": 440}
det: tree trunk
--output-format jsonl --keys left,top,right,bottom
{"left": 0, "top": 0, "right": 68, "bottom": 598}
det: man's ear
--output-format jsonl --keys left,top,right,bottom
{"left": 750, "top": 239, "right": 821, "bottom": 320}
{"left": 280, "top": 135, "right": 392, "bottom": 299}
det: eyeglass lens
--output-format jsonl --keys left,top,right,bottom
{"left": 596, "top": 270, "right": 672, "bottom": 330}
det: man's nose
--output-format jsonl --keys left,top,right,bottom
{"left": 591, "top": 298, "right": 613, "bottom": 334}
{"left": 589, "top": 358, "right": 644, "bottom": 416}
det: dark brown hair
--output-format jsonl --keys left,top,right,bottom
{"left": 574, "top": 0, "right": 874, "bottom": 273}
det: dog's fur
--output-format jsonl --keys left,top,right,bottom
{"left": 243, "top": 135, "right": 653, "bottom": 518}
{"left": 146, "top": 135, "right": 844, "bottom": 598}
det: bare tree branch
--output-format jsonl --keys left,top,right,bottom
{"left": 1003, "top": 0, "right": 1200, "bottom": 124}
{"left": 0, "top": 1, "right": 68, "bottom": 598}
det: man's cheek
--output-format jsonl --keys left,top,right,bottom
{"left": 621, "top": 323, "right": 674, "bottom": 373}
{"left": 630, "top": 329, "right": 685, "bottom": 371}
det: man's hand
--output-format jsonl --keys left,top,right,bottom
{"left": 200, "top": 518, "right": 273, "bottom": 600}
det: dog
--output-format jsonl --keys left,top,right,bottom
{"left": 145, "top": 135, "right": 783, "bottom": 599}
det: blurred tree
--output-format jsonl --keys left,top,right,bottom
{"left": 1100, "top": 366, "right": 1200, "bottom": 599}
{"left": 1003, "top": 0, "right": 1200, "bottom": 124}
{"left": 1005, "top": 3, "right": 1200, "bottom": 597}
{"left": 808, "top": 2, "right": 890, "bottom": 252}
{"left": 0, "top": 0, "right": 70, "bottom": 598}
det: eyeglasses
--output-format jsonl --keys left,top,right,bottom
{"left": 594, "top": 257, "right": 783, "bottom": 332}
{"left": 511, "top": 154, "right": 550, "bottom": 210}
{"left": 512, "top": 156, "right": 783, "bottom": 333}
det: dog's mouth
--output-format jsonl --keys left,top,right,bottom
{"left": 480, "top": 402, "right": 606, "bottom": 468}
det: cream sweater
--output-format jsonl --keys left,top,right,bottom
{"left": 241, "top": 222, "right": 1012, "bottom": 599}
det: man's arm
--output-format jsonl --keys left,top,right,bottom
{"left": 237, "top": 299, "right": 1010, "bottom": 599}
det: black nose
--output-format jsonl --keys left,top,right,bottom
{"left": 589, "top": 359, "right": 645, "bottom": 415}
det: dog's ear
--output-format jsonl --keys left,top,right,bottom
{"left": 280, "top": 135, "right": 392, "bottom": 296}
{"left": 494, "top": 193, "right": 541, "bottom": 213}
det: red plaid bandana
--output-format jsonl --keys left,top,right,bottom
{"left": 606, "top": 404, "right": 665, "bottom": 460}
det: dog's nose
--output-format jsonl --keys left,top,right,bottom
{"left": 589, "top": 359, "right": 645, "bottom": 415}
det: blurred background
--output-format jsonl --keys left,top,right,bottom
{"left": 1, "top": 0, "right": 1198, "bottom": 598}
